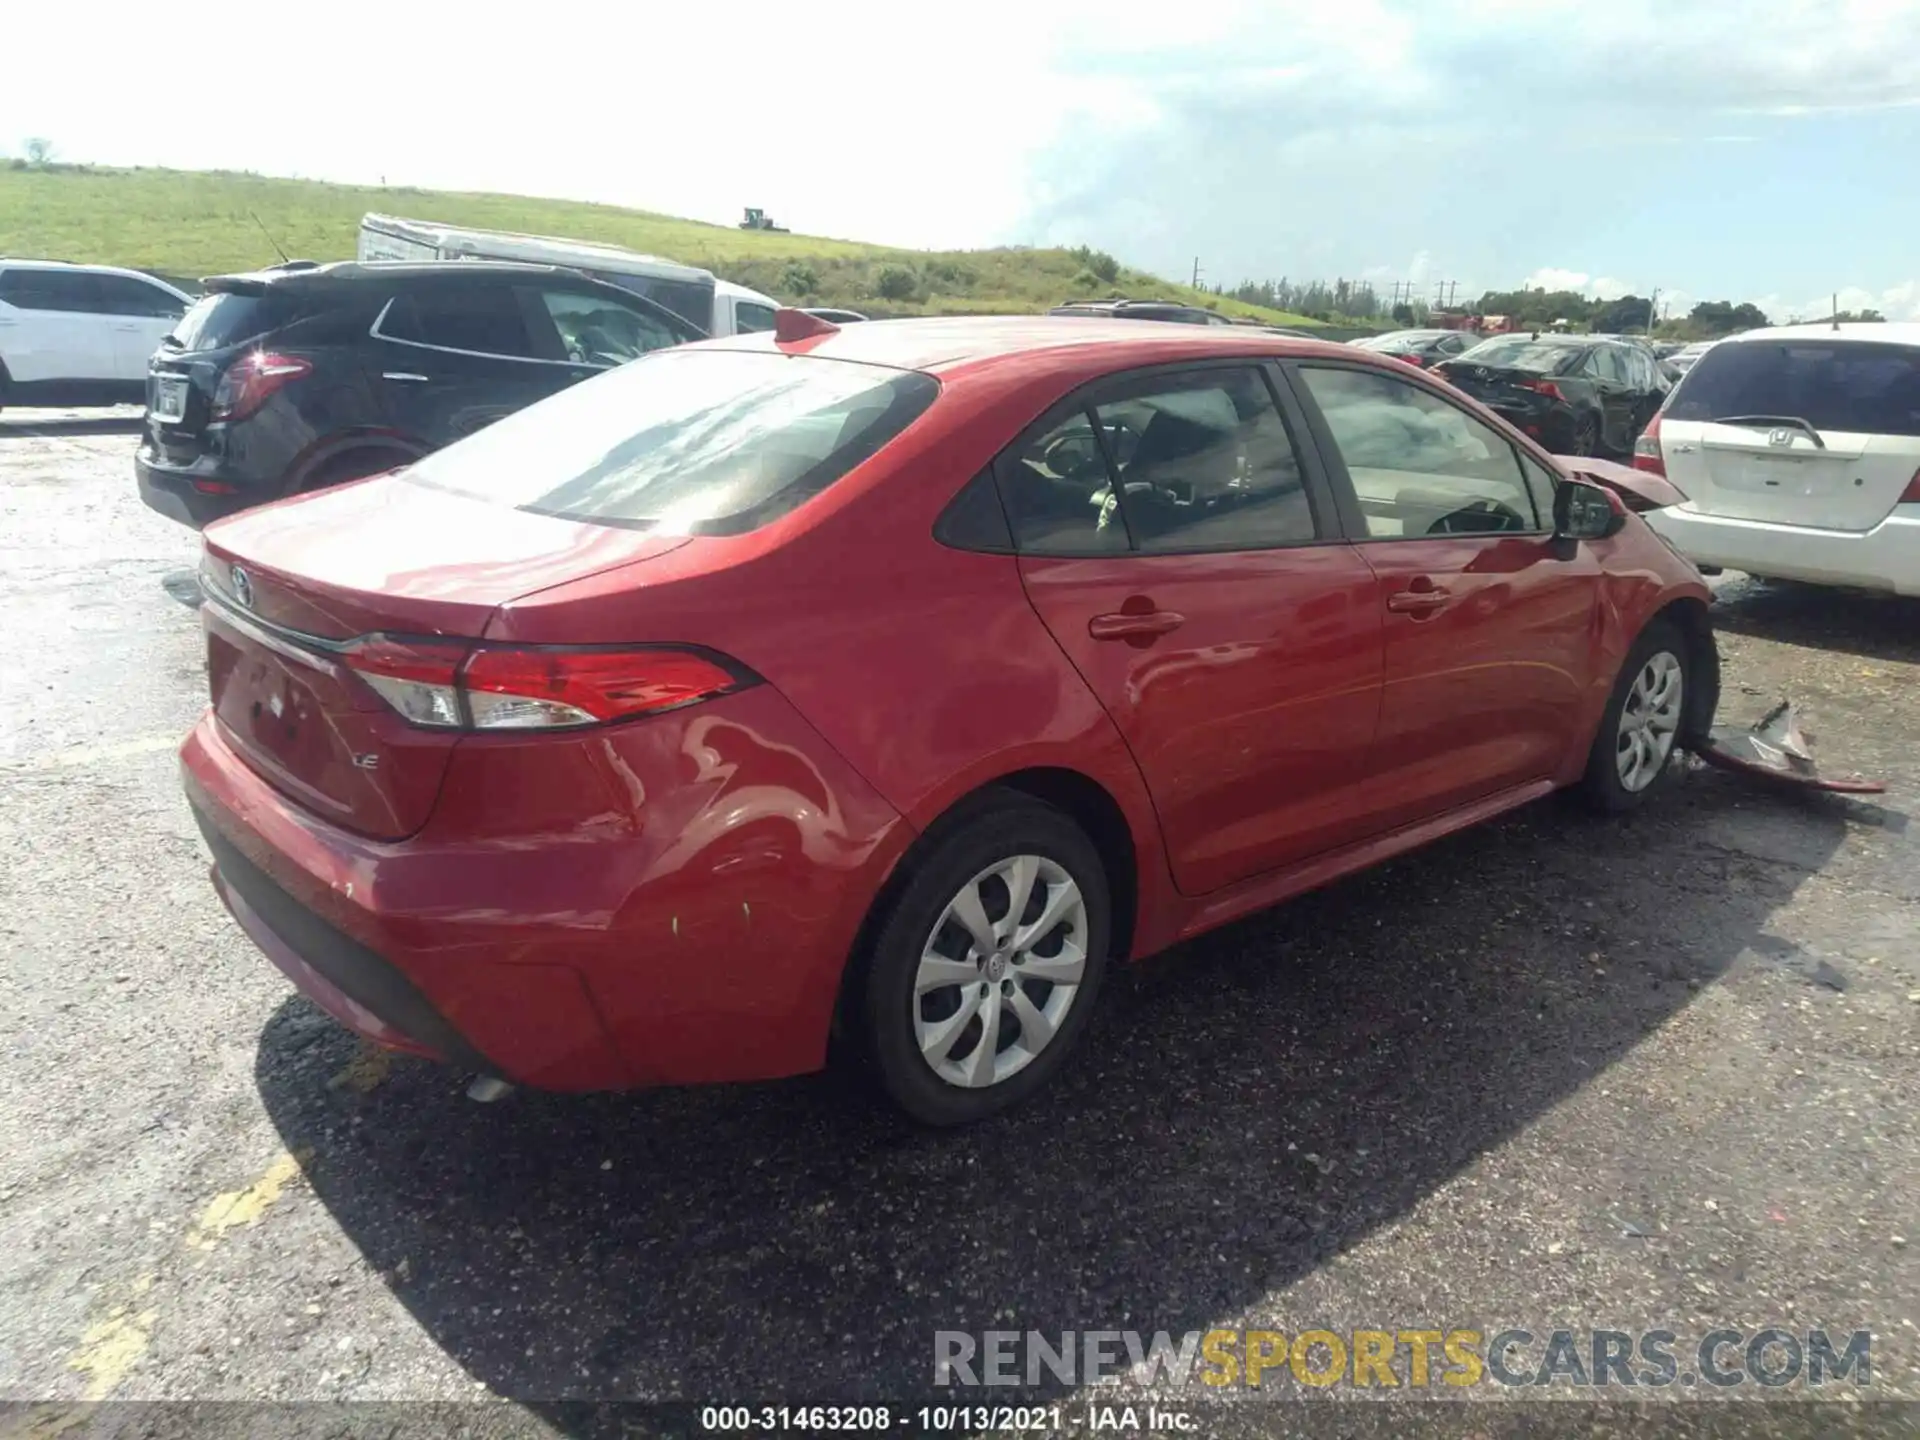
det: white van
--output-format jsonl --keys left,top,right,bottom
{"left": 357, "top": 214, "right": 781, "bottom": 338}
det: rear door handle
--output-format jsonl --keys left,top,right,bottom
{"left": 382, "top": 371, "right": 431, "bottom": 383}
{"left": 1088, "top": 609, "right": 1185, "bottom": 641}
{"left": 1386, "top": 583, "right": 1450, "bottom": 614}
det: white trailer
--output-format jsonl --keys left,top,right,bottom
{"left": 357, "top": 214, "right": 781, "bottom": 337}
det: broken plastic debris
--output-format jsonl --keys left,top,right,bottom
{"left": 1687, "top": 699, "right": 1886, "bottom": 795}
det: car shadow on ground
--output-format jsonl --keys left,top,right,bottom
{"left": 0, "top": 413, "right": 145, "bottom": 438}
{"left": 1710, "top": 576, "right": 1920, "bottom": 667}
{"left": 255, "top": 769, "right": 1850, "bottom": 1424}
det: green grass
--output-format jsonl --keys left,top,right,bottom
{"left": 0, "top": 164, "right": 1322, "bottom": 327}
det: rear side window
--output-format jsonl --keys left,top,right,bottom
{"left": 1667, "top": 339, "right": 1920, "bottom": 436}
{"left": 379, "top": 284, "right": 539, "bottom": 359}
{"left": 734, "top": 301, "right": 778, "bottom": 334}
{"left": 0, "top": 269, "right": 102, "bottom": 313}
{"left": 167, "top": 293, "right": 294, "bottom": 350}
{"left": 402, "top": 350, "right": 938, "bottom": 534}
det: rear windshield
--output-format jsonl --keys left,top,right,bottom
{"left": 1356, "top": 333, "right": 1436, "bottom": 354}
{"left": 1454, "top": 339, "right": 1584, "bottom": 374}
{"left": 1666, "top": 339, "right": 1920, "bottom": 436}
{"left": 168, "top": 292, "right": 293, "bottom": 351}
{"left": 402, "top": 349, "right": 939, "bottom": 535}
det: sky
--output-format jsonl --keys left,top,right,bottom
{"left": 6, "top": 0, "right": 1920, "bottom": 321}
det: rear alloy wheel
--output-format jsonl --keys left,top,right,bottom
{"left": 862, "top": 795, "right": 1110, "bottom": 1125}
{"left": 1582, "top": 620, "right": 1689, "bottom": 812}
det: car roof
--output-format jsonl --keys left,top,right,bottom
{"left": 703, "top": 314, "right": 1359, "bottom": 382}
{"left": 1717, "top": 322, "right": 1920, "bottom": 346}
{"left": 0, "top": 257, "right": 182, "bottom": 285}
{"left": 208, "top": 259, "right": 590, "bottom": 288}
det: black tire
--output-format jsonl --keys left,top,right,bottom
{"left": 860, "top": 791, "right": 1111, "bottom": 1126}
{"left": 1580, "top": 619, "right": 1690, "bottom": 813}
{"left": 1569, "top": 410, "right": 1599, "bottom": 456}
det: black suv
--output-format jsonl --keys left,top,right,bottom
{"left": 137, "top": 260, "right": 703, "bottom": 528}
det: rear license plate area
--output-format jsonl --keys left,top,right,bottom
{"left": 151, "top": 375, "right": 189, "bottom": 424}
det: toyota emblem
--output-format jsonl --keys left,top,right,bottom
{"left": 230, "top": 566, "right": 254, "bottom": 610}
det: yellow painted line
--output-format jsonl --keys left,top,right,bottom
{"left": 66, "top": 1275, "right": 156, "bottom": 1401}
{"left": 190, "top": 1149, "right": 311, "bottom": 1250}
{"left": 1, "top": 736, "right": 180, "bottom": 774}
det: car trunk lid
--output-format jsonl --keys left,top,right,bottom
{"left": 1661, "top": 421, "right": 1916, "bottom": 530}
{"left": 1660, "top": 336, "right": 1920, "bottom": 531}
{"left": 199, "top": 475, "right": 688, "bottom": 839}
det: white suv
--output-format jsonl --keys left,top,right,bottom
{"left": 0, "top": 260, "right": 192, "bottom": 411}
{"left": 1637, "top": 323, "right": 1920, "bottom": 595}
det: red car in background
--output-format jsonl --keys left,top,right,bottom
{"left": 183, "top": 314, "right": 1716, "bottom": 1125}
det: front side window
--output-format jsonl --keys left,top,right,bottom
{"left": 1297, "top": 365, "right": 1540, "bottom": 537}
{"left": 1588, "top": 347, "right": 1628, "bottom": 383}
{"left": 379, "top": 284, "right": 538, "bottom": 359}
{"left": 1667, "top": 339, "right": 1920, "bottom": 436}
{"left": 588, "top": 271, "right": 714, "bottom": 333}
{"left": 92, "top": 274, "right": 185, "bottom": 319}
{"left": 403, "top": 349, "right": 938, "bottom": 535}
{"left": 1091, "top": 369, "right": 1315, "bottom": 551}
{"left": 537, "top": 288, "right": 684, "bottom": 366}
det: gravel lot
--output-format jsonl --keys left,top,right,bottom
{"left": 1, "top": 409, "right": 1916, "bottom": 1435}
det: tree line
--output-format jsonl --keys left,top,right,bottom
{"left": 1220, "top": 275, "right": 1885, "bottom": 338}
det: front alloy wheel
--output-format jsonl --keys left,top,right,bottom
{"left": 1616, "top": 651, "right": 1684, "bottom": 793}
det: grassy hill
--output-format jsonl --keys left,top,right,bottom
{"left": 0, "top": 164, "right": 1321, "bottom": 327}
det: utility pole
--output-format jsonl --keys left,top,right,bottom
{"left": 1647, "top": 287, "right": 1660, "bottom": 336}
{"left": 1191, "top": 257, "right": 1202, "bottom": 290}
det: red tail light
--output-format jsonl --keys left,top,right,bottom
{"left": 341, "top": 638, "right": 755, "bottom": 731}
{"left": 1899, "top": 465, "right": 1920, "bottom": 505}
{"left": 1519, "top": 378, "right": 1566, "bottom": 402}
{"left": 212, "top": 351, "right": 312, "bottom": 423}
{"left": 1633, "top": 413, "right": 1667, "bottom": 478}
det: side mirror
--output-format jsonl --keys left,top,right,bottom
{"left": 1553, "top": 477, "right": 1626, "bottom": 542}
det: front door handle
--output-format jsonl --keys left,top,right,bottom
{"left": 1088, "top": 609, "right": 1185, "bottom": 642}
{"left": 382, "top": 371, "right": 431, "bottom": 383}
{"left": 1386, "top": 580, "right": 1450, "bottom": 614}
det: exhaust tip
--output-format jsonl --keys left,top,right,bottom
{"left": 466, "top": 1075, "right": 515, "bottom": 1103}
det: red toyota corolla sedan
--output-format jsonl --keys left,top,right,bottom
{"left": 182, "top": 314, "right": 1716, "bottom": 1125}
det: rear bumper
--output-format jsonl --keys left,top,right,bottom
{"left": 137, "top": 451, "right": 263, "bottom": 529}
{"left": 1648, "top": 503, "right": 1920, "bottom": 596}
{"left": 180, "top": 687, "right": 911, "bottom": 1091}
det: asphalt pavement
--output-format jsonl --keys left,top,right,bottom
{"left": 1, "top": 408, "right": 1915, "bottom": 1436}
